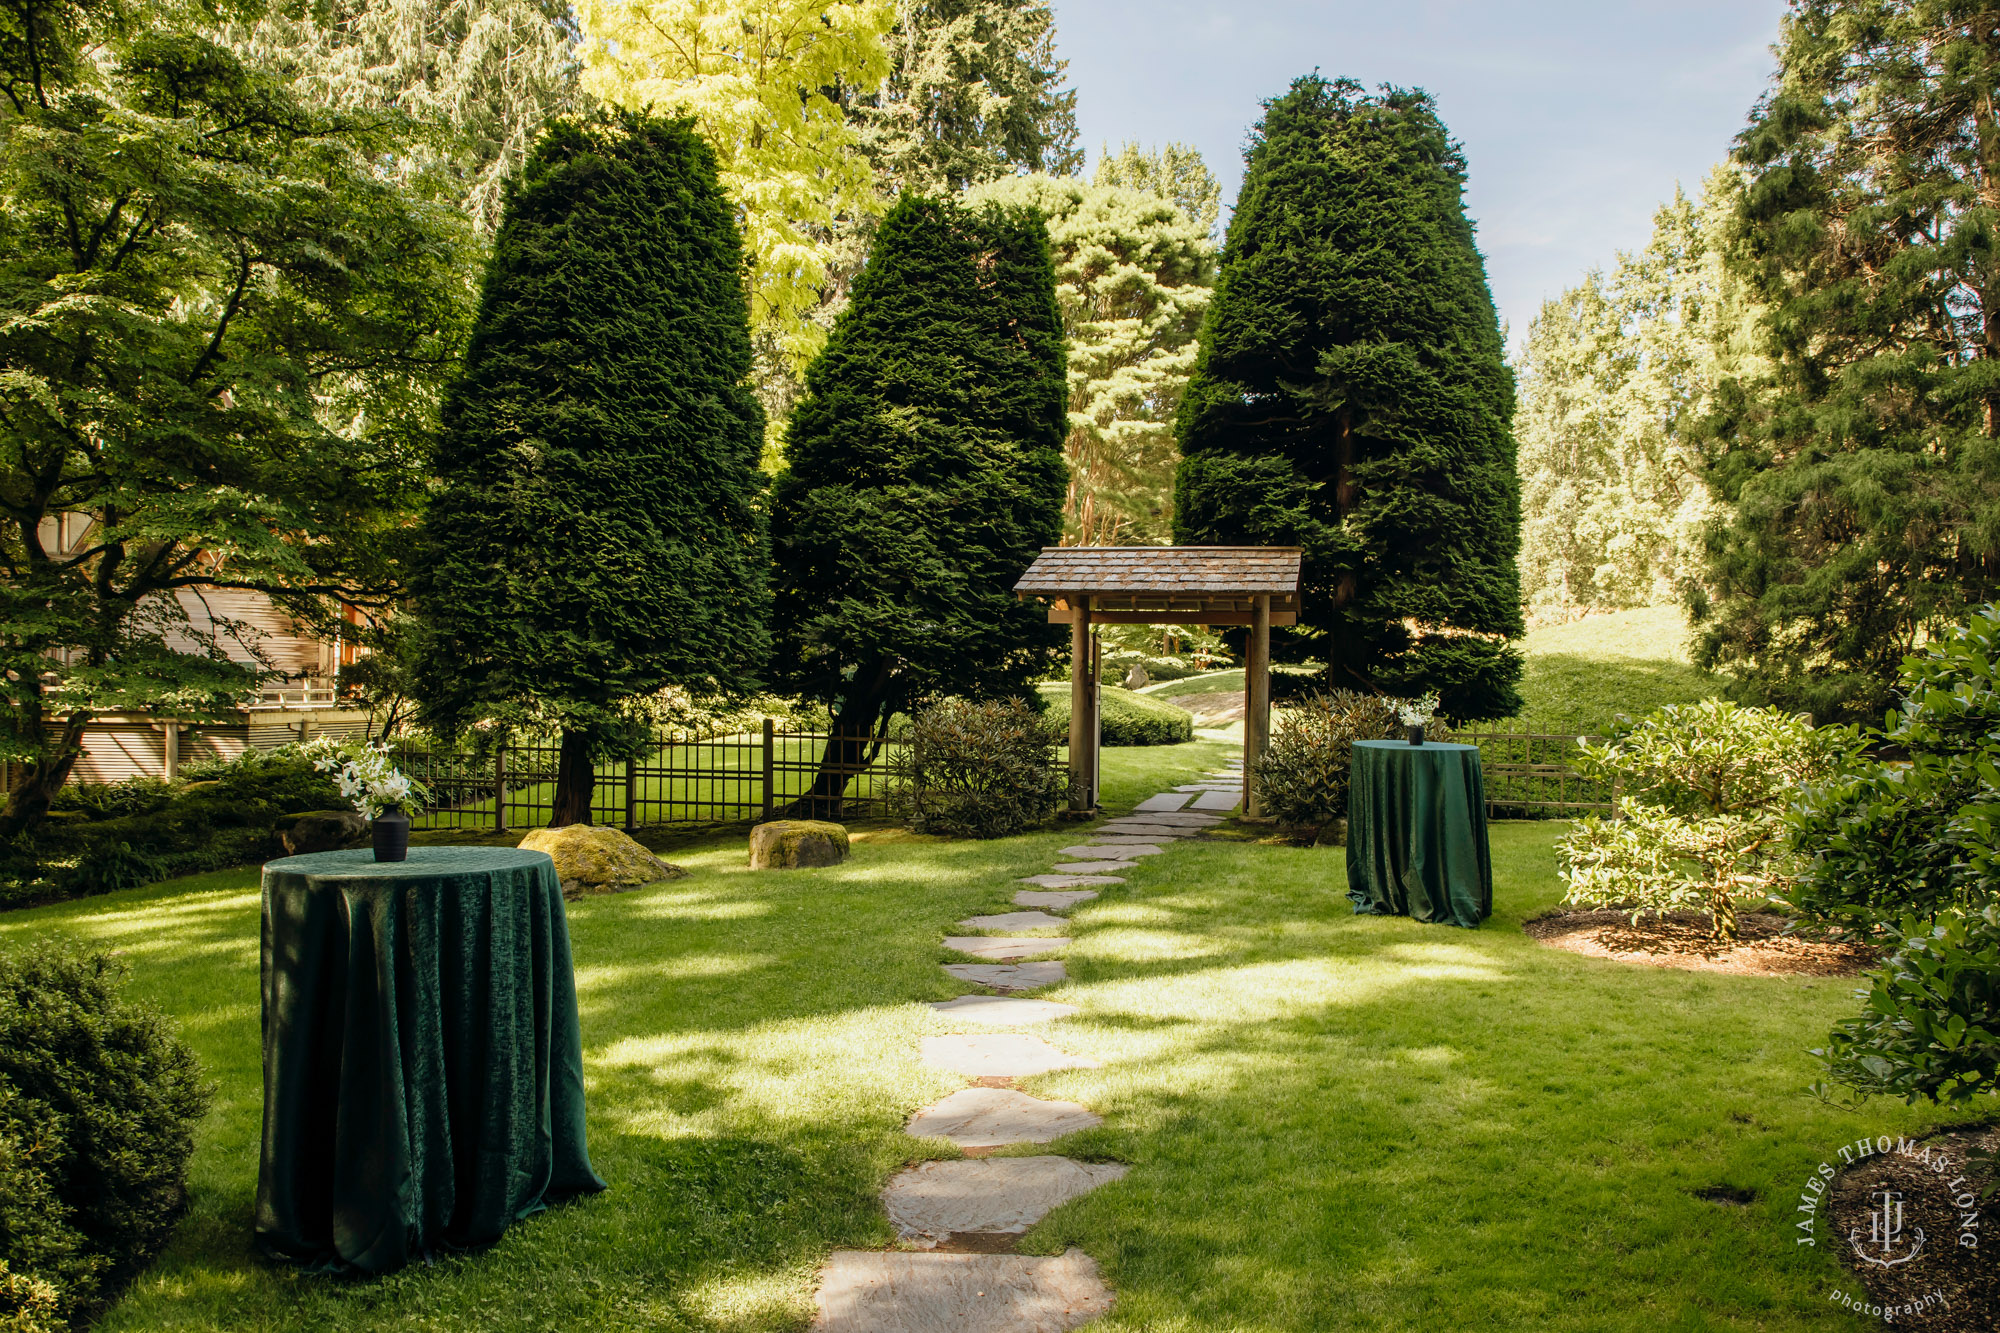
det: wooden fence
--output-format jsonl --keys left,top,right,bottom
{"left": 1453, "top": 723, "right": 1614, "bottom": 818}
{"left": 396, "top": 722, "right": 911, "bottom": 834}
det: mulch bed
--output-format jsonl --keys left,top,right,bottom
{"left": 1823, "top": 1122, "right": 1998, "bottom": 1330}
{"left": 1523, "top": 908, "right": 1879, "bottom": 976}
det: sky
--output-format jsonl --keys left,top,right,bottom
{"left": 1052, "top": 0, "right": 1785, "bottom": 347}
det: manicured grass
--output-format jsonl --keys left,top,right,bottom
{"left": 1139, "top": 669, "right": 1244, "bottom": 699}
{"left": 1506, "top": 606, "right": 1725, "bottom": 735}
{"left": 1, "top": 736, "right": 1927, "bottom": 1331}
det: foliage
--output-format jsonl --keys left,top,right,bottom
{"left": 1095, "top": 141, "right": 1221, "bottom": 234}
{"left": 221, "top": 0, "right": 583, "bottom": 231}
{"left": 888, "top": 697, "right": 1066, "bottom": 837}
{"left": 1174, "top": 76, "right": 1524, "bottom": 720}
{"left": 0, "top": 1259, "right": 60, "bottom": 1333}
{"left": 0, "top": 1, "right": 479, "bottom": 839}
{"left": 1790, "top": 607, "right": 2000, "bottom": 924}
{"left": 310, "top": 740, "right": 429, "bottom": 820}
{"left": 851, "top": 0, "right": 1078, "bottom": 194}
{"left": 1515, "top": 172, "right": 1752, "bottom": 617}
{"left": 413, "top": 113, "right": 769, "bottom": 826}
{"left": 770, "top": 194, "right": 1067, "bottom": 760}
{"left": 964, "top": 174, "right": 1215, "bottom": 545}
{"left": 0, "top": 943, "right": 209, "bottom": 1328}
{"left": 1816, "top": 903, "right": 2000, "bottom": 1106}
{"left": 1694, "top": 0, "right": 2000, "bottom": 723}
{"left": 578, "top": 0, "right": 895, "bottom": 372}
{"left": 1251, "top": 691, "right": 1421, "bottom": 841}
{"left": 1558, "top": 700, "right": 1857, "bottom": 940}
{"left": 1035, "top": 681, "right": 1193, "bottom": 746}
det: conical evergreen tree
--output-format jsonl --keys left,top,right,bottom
{"left": 771, "top": 193, "right": 1067, "bottom": 805}
{"left": 1175, "top": 76, "right": 1524, "bottom": 720}
{"left": 414, "top": 112, "right": 768, "bottom": 824}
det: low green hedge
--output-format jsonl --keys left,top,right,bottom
{"left": 0, "top": 943, "right": 210, "bottom": 1331}
{"left": 1037, "top": 682, "right": 1194, "bottom": 746}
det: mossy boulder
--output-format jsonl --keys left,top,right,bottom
{"left": 748, "top": 820, "right": 849, "bottom": 870}
{"left": 517, "top": 825, "right": 686, "bottom": 900}
{"left": 278, "top": 810, "right": 369, "bottom": 856}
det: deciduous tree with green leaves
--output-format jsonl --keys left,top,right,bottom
{"left": 965, "top": 173, "right": 1214, "bottom": 544}
{"left": 1696, "top": 0, "right": 2000, "bottom": 722}
{"left": 769, "top": 193, "right": 1066, "bottom": 807}
{"left": 1094, "top": 140, "right": 1220, "bottom": 234}
{"left": 1174, "top": 76, "right": 1524, "bottom": 720}
{"left": 413, "top": 113, "right": 768, "bottom": 826}
{"left": 0, "top": 0, "right": 478, "bottom": 838}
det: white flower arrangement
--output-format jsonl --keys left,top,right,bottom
{"left": 313, "top": 740, "right": 429, "bottom": 821}
{"left": 1391, "top": 692, "right": 1441, "bottom": 728}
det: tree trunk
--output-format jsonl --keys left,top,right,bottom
{"left": 1331, "top": 405, "right": 1360, "bottom": 611}
{"left": 784, "top": 661, "right": 894, "bottom": 821}
{"left": 550, "top": 727, "right": 597, "bottom": 828}
{"left": 0, "top": 710, "right": 91, "bottom": 841}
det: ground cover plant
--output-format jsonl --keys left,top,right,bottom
{"left": 0, "top": 737, "right": 1957, "bottom": 1332}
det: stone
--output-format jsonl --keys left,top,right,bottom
{"left": 748, "top": 819, "right": 850, "bottom": 870}
{"left": 941, "top": 961, "right": 1067, "bottom": 991}
{"left": 931, "top": 995, "right": 1079, "bottom": 1025}
{"left": 1059, "top": 843, "right": 1162, "bottom": 858}
{"left": 1013, "top": 890, "right": 1097, "bottom": 910}
{"left": 920, "top": 1033, "right": 1098, "bottom": 1077}
{"left": 1124, "top": 810, "right": 1221, "bottom": 826}
{"left": 1094, "top": 822, "right": 1194, "bottom": 838}
{"left": 1122, "top": 662, "right": 1149, "bottom": 690}
{"left": 959, "top": 910, "right": 1070, "bottom": 931}
{"left": 278, "top": 810, "right": 368, "bottom": 856}
{"left": 1189, "top": 789, "right": 1241, "bottom": 811}
{"left": 1049, "top": 861, "right": 1136, "bottom": 875}
{"left": 881, "top": 1158, "right": 1129, "bottom": 1245}
{"left": 905, "top": 1087, "right": 1101, "bottom": 1148}
{"left": 943, "top": 936, "right": 1070, "bottom": 960}
{"left": 1017, "top": 875, "right": 1123, "bottom": 890}
{"left": 1133, "top": 792, "right": 1192, "bottom": 812}
{"left": 813, "top": 1248, "right": 1114, "bottom": 1333}
{"left": 516, "top": 824, "right": 685, "bottom": 900}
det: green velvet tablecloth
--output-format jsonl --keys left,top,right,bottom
{"left": 255, "top": 847, "right": 605, "bottom": 1274}
{"left": 1346, "top": 740, "right": 1493, "bottom": 929}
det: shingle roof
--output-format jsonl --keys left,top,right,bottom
{"left": 1014, "top": 546, "right": 1302, "bottom": 597}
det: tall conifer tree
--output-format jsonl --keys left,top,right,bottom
{"left": 415, "top": 113, "right": 768, "bottom": 825}
{"left": 1174, "top": 76, "right": 1524, "bottom": 720}
{"left": 770, "top": 193, "right": 1066, "bottom": 803}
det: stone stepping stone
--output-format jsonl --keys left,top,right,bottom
{"left": 1125, "top": 810, "right": 1222, "bottom": 826}
{"left": 881, "top": 1158, "right": 1129, "bottom": 1245}
{"left": 1095, "top": 822, "right": 1193, "bottom": 837}
{"left": 1059, "top": 843, "right": 1162, "bottom": 859}
{"left": 942, "top": 961, "right": 1066, "bottom": 991}
{"left": 814, "top": 1248, "right": 1113, "bottom": 1332}
{"left": 1189, "top": 788, "right": 1241, "bottom": 811}
{"left": 931, "top": 995, "right": 1079, "bottom": 1025}
{"left": 921, "top": 1033, "right": 1098, "bottom": 1078}
{"left": 1017, "top": 874, "right": 1122, "bottom": 890}
{"left": 959, "top": 910, "right": 1070, "bottom": 931}
{"left": 1013, "top": 889, "right": 1097, "bottom": 910}
{"left": 1132, "top": 792, "right": 1193, "bottom": 812}
{"left": 905, "top": 1086, "right": 1101, "bottom": 1149}
{"left": 1175, "top": 784, "right": 1241, "bottom": 793}
{"left": 1048, "top": 861, "right": 1136, "bottom": 875}
{"left": 944, "top": 936, "right": 1069, "bottom": 960}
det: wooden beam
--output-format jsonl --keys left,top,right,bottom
{"left": 1047, "top": 609, "right": 1296, "bottom": 626}
{"left": 1245, "top": 593, "right": 1272, "bottom": 817}
{"left": 1069, "top": 596, "right": 1095, "bottom": 812}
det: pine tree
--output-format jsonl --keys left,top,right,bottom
{"left": 1695, "top": 0, "right": 2000, "bottom": 722}
{"left": 1174, "top": 76, "right": 1523, "bottom": 720}
{"left": 414, "top": 113, "right": 768, "bottom": 825}
{"left": 770, "top": 193, "right": 1067, "bottom": 805}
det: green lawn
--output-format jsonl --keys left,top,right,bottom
{"left": 1507, "top": 606, "right": 1725, "bottom": 734}
{"left": 2, "top": 737, "right": 1929, "bottom": 1331}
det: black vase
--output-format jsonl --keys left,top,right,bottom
{"left": 372, "top": 810, "right": 411, "bottom": 863}
{"left": 1406, "top": 723, "right": 1426, "bottom": 746}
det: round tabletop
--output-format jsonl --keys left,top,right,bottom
{"left": 263, "top": 845, "right": 554, "bottom": 881}
{"left": 1351, "top": 740, "right": 1481, "bottom": 754}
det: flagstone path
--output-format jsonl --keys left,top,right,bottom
{"left": 811, "top": 755, "right": 1245, "bottom": 1330}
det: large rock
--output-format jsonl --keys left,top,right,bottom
{"left": 279, "top": 810, "right": 369, "bottom": 856}
{"left": 517, "top": 825, "right": 685, "bottom": 900}
{"left": 749, "top": 819, "right": 849, "bottom": 870}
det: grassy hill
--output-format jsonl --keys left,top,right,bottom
{"left": 1505, "top": 606, "right": 1723, "bottom": 735}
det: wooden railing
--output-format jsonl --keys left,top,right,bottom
{"left": 1453, "top": 723, "right": 1615, "bottom": 818}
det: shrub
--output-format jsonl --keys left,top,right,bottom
{"left": 890, "top": 698, "right": 1068, "bottom": 838}
{"left": 1035, "top": 682, "right": 1194, "bottom": 746}
{"left": 1250, "top": 691, "right": 1444, "bottom": 840}
{"left": 0, "top": 944, "right": 210, "bottom": 1328}
{"left": 1790, "top": 606, "right": 2000, "bottom": 924}
{"left": 0, "top": 1259, "right": 61, "bottom": 1333}
{"left": 1558, "top": 700, "right": 1858, "bottom": 940}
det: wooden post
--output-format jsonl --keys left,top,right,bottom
{"left": 160, "top": 720, "right": 179, "bottom": 782}
{"left": 761, "top": 718, "right": 775, "bottom": 822}
{"left": 1245, "top": 593, "right": 1272, "bottom": 816}
{"left": 624, "top": 756, "right": 637, "bottom": 832}
{"left": 493, "top": 744, "right": 507, "bottom": 835}
{"left": 1068, "top": 595, "right": 1095, "bottom": 811}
